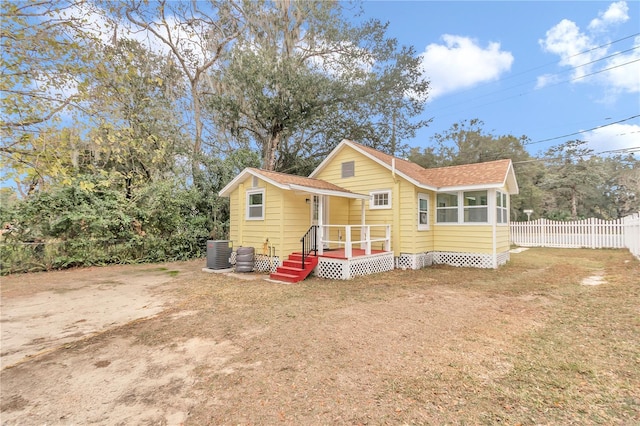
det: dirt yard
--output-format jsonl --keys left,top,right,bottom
{"left": 1, "top": 249, "right": 639, "bottom": 425}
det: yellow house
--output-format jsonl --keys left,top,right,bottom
{"left": 219, "top": 139, "right": 519, "bottom": 280}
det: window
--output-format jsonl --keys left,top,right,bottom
{"left": 464, "top": 190, "right": 488, "bottom": 223}
{"left": 246, "top": 189, "right": 264, "bottom": 220}
{"left": 418, "top": 193, "right": 429, "bottom": 230}
{"left": 497, "top": 191, "right": 508, "bottom": 224}
{"left": 436, "top": 193, "right": 458, "bottom": 223}
{"left": 341, "top": 161, "right": 354, "bottom": 178}
{"left": 370, "top": 190, "right": 391, "bottom": 209}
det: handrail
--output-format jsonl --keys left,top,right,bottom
{"left": 318, "top": 224, "right": 391, "bottom": 257}
{"left": 299, "top": 225, "right": 318, "bottom": 269}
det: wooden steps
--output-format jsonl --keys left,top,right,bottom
{"left": 270, "top": 253, "right": 318, "bottom": 283}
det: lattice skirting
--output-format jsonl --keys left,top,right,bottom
{"left": 395, "top": 252, "right": 433, "bottom": 270}
{"left": 316, "top": 252, "right": 395, "bottom": 280}
{"left": 432, "top": 251, "right": 510, "bottom": 269}
{"left": 230, "top": 251, "right": 280, "bottom": 273}
{"left": 496, "top": 251, "right": 510, "bottom": 266}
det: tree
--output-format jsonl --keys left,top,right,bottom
{"left": 116, "top": 0, "right": 244, "bottom": 185}
{"left": 542, "top": 140, "right": 605, "bottom": 220}
{"left": 590, "top": 154, "right": 639, "bottom": 219}
{"left": 209, "top": 0, "right": 429, "bottom": 171}
{"left": 85, "top": 38, "right": 186, "bottom": 198}
{"left": 1, "top": 0, "right": 100, "bottom": 192}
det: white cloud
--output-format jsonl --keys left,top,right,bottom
{"left": 538, "top": 1, "right": 638, "bottom": 94}
{"left": 419, "top": 35, "right": 514, "bottom": 99}
{"left": 588, "top": 1, "right": 630, "bottom": 31}
{"left": 582, "top": 123, "right": 640, "bottom": 154}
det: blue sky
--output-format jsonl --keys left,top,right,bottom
{"left": 357, "top": 0, "right": 640, "bottom": 157}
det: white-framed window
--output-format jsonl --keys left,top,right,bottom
{"left": 436, "top": 192, "right": 458, "bottom": 223}
{"left": 370, "top": 190, "right": 391, "bottom": 209}
{"left": 497, "top": 190, "right": 508, "bottom": 224}
{"left": 341, "top": 161, "right": 355, "bottom": 178}
{"left": 246, "top": 188, "right": 264, "bottom": 220}
{"left": 418, "top": 193, "right": 429, "bottom": 230}
{"left": 463, "top": 190, "right": 488, "bottom": 223}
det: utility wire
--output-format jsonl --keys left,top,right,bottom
{"left": 430, "top": 45, "right": 640, "bottom": 115}
{"left": 431, "top": 32, "right": 640, "bottom": 103}
{"left": 430, "top": 58, "right": 640, "bottom": 123}
{"left": 526, "top": 115, "right": 640, "bottom": 145}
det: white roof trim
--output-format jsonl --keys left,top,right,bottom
{"left": 219, "top": 167, "right": 369, "bottom": 199}
{"left": 219, "top": 168, "right": 289, "bottom": 197}
{"left": 289, "top": 184, "right": 369, "bottom": 199}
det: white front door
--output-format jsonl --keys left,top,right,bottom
{"left": 311, "top": 195, "right": 329, "bottom": 249}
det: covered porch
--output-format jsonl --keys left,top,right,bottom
{"left": 300, "top": 192, "right": 395, "bottom": 279}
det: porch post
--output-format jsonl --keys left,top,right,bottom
{"left": 365, "top": 226, "right": 371, "bottom": 255}
{"left": 385, "top": 225, "right": 391, "bottom": 251}
{"left": 318, "top": 195, "right": 324, "bottom": 255}
{"left": 345, "top": 225, "right": 352, "bottom": 258}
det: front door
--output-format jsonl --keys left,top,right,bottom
{"left": 311, "top": 195, "right": 329, "bottom": 249}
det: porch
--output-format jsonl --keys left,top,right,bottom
{"left": 317, "top": 224, "right": 391, "bottom": 257}
{"left": 310, "top": 224, "right": 395, "bottom": 280}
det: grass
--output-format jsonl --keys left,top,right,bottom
{"left": 164, "top": 248, "right": 638, "bottom": 424}
{"left": 18, "top": 247, "right": 640, "bottom": 424}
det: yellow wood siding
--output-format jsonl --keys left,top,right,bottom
{"left": 496, "top": 225, "right": 510, "bottom": 253}
{"left": 313, "top": 145, "right": 444, "bottom": 256}
{"left": 228, "top": 178, "right": 311, "bottom": 260}
{"left": 315, "top": 146, "right": 404, "bottom": 255}
{"left": 397, "top": 185, "right": 436, "bottom": 254}
{"left": 228, "top": 149, "right": 513, "bottom": 262}
{"left": 433, "top": 225, "right": 494, "bottom": 253}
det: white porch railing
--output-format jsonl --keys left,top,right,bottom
{"left": 318, "top": 224, "right": 391, "bottom": 258}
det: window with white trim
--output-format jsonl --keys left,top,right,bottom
{"left": 436, "top": 192, "right": 458, "bottom": 223}
{"left": 370, "top": 190, "right": 391, "bottom": 209}
{"left": 497, "top": 191, "right": 508, "bottom": 224}
{"left": 463, "top": 190, "right": 488, "bottom": 223}
{"left": 246, "top": 189, "right": 264, "bottom": 220}
{"left": 418, "top": 193, "right": 429, "bottom": 230}
{"left": 341, "top": 161, "right": 354, "bottom": 178}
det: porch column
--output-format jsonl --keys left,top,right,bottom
{"left": 318, "top": 195, "right": 324, "bottom": 255}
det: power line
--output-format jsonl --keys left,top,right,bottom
{"left": 526, "top": 114, "right": 640, "bottom": 145}
{"left": 427, "top": 40, "right": 640, "bottom": 127}
{"left": 429, "top": 58, "right": 640, "bottom": 124}
{"left": 597, "top": 146, "right": 640, "bottom": 155}
{"left": 431, "top": 32, "right": 640, "bottom": 103}
{"left": 430, "top": 45, "right": 640, "bottom": 115}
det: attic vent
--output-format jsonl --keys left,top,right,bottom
{"left": 252, "top": 176, "right": 258, "bottom": 187}
{"left": 341, "top": 161, "right": 355, "bottom": 178}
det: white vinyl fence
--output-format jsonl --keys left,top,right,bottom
{"left": 511, "top": 212, "right": 640, "bottom": 259}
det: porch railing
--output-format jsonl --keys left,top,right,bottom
{"left": 319, "top": 224, "right": 391, "bottom": 257}
{"left": 300, "top": 225, "right": 318, "bottom": 269}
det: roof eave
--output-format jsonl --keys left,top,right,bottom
{"left": 218, "top": 168, "right": 290, "bottom": 197}
{"left": 289, "top": 183, "right": 370, "bottom": 199}
{"left": 437, "top": 183, "right": 505, "bottom": 192}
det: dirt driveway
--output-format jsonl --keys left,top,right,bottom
{"left": 0, "top": 262, "right": 192, "bottom": 369}
{"left": 1, "top": 249, "right": 639, "bottom": 425}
